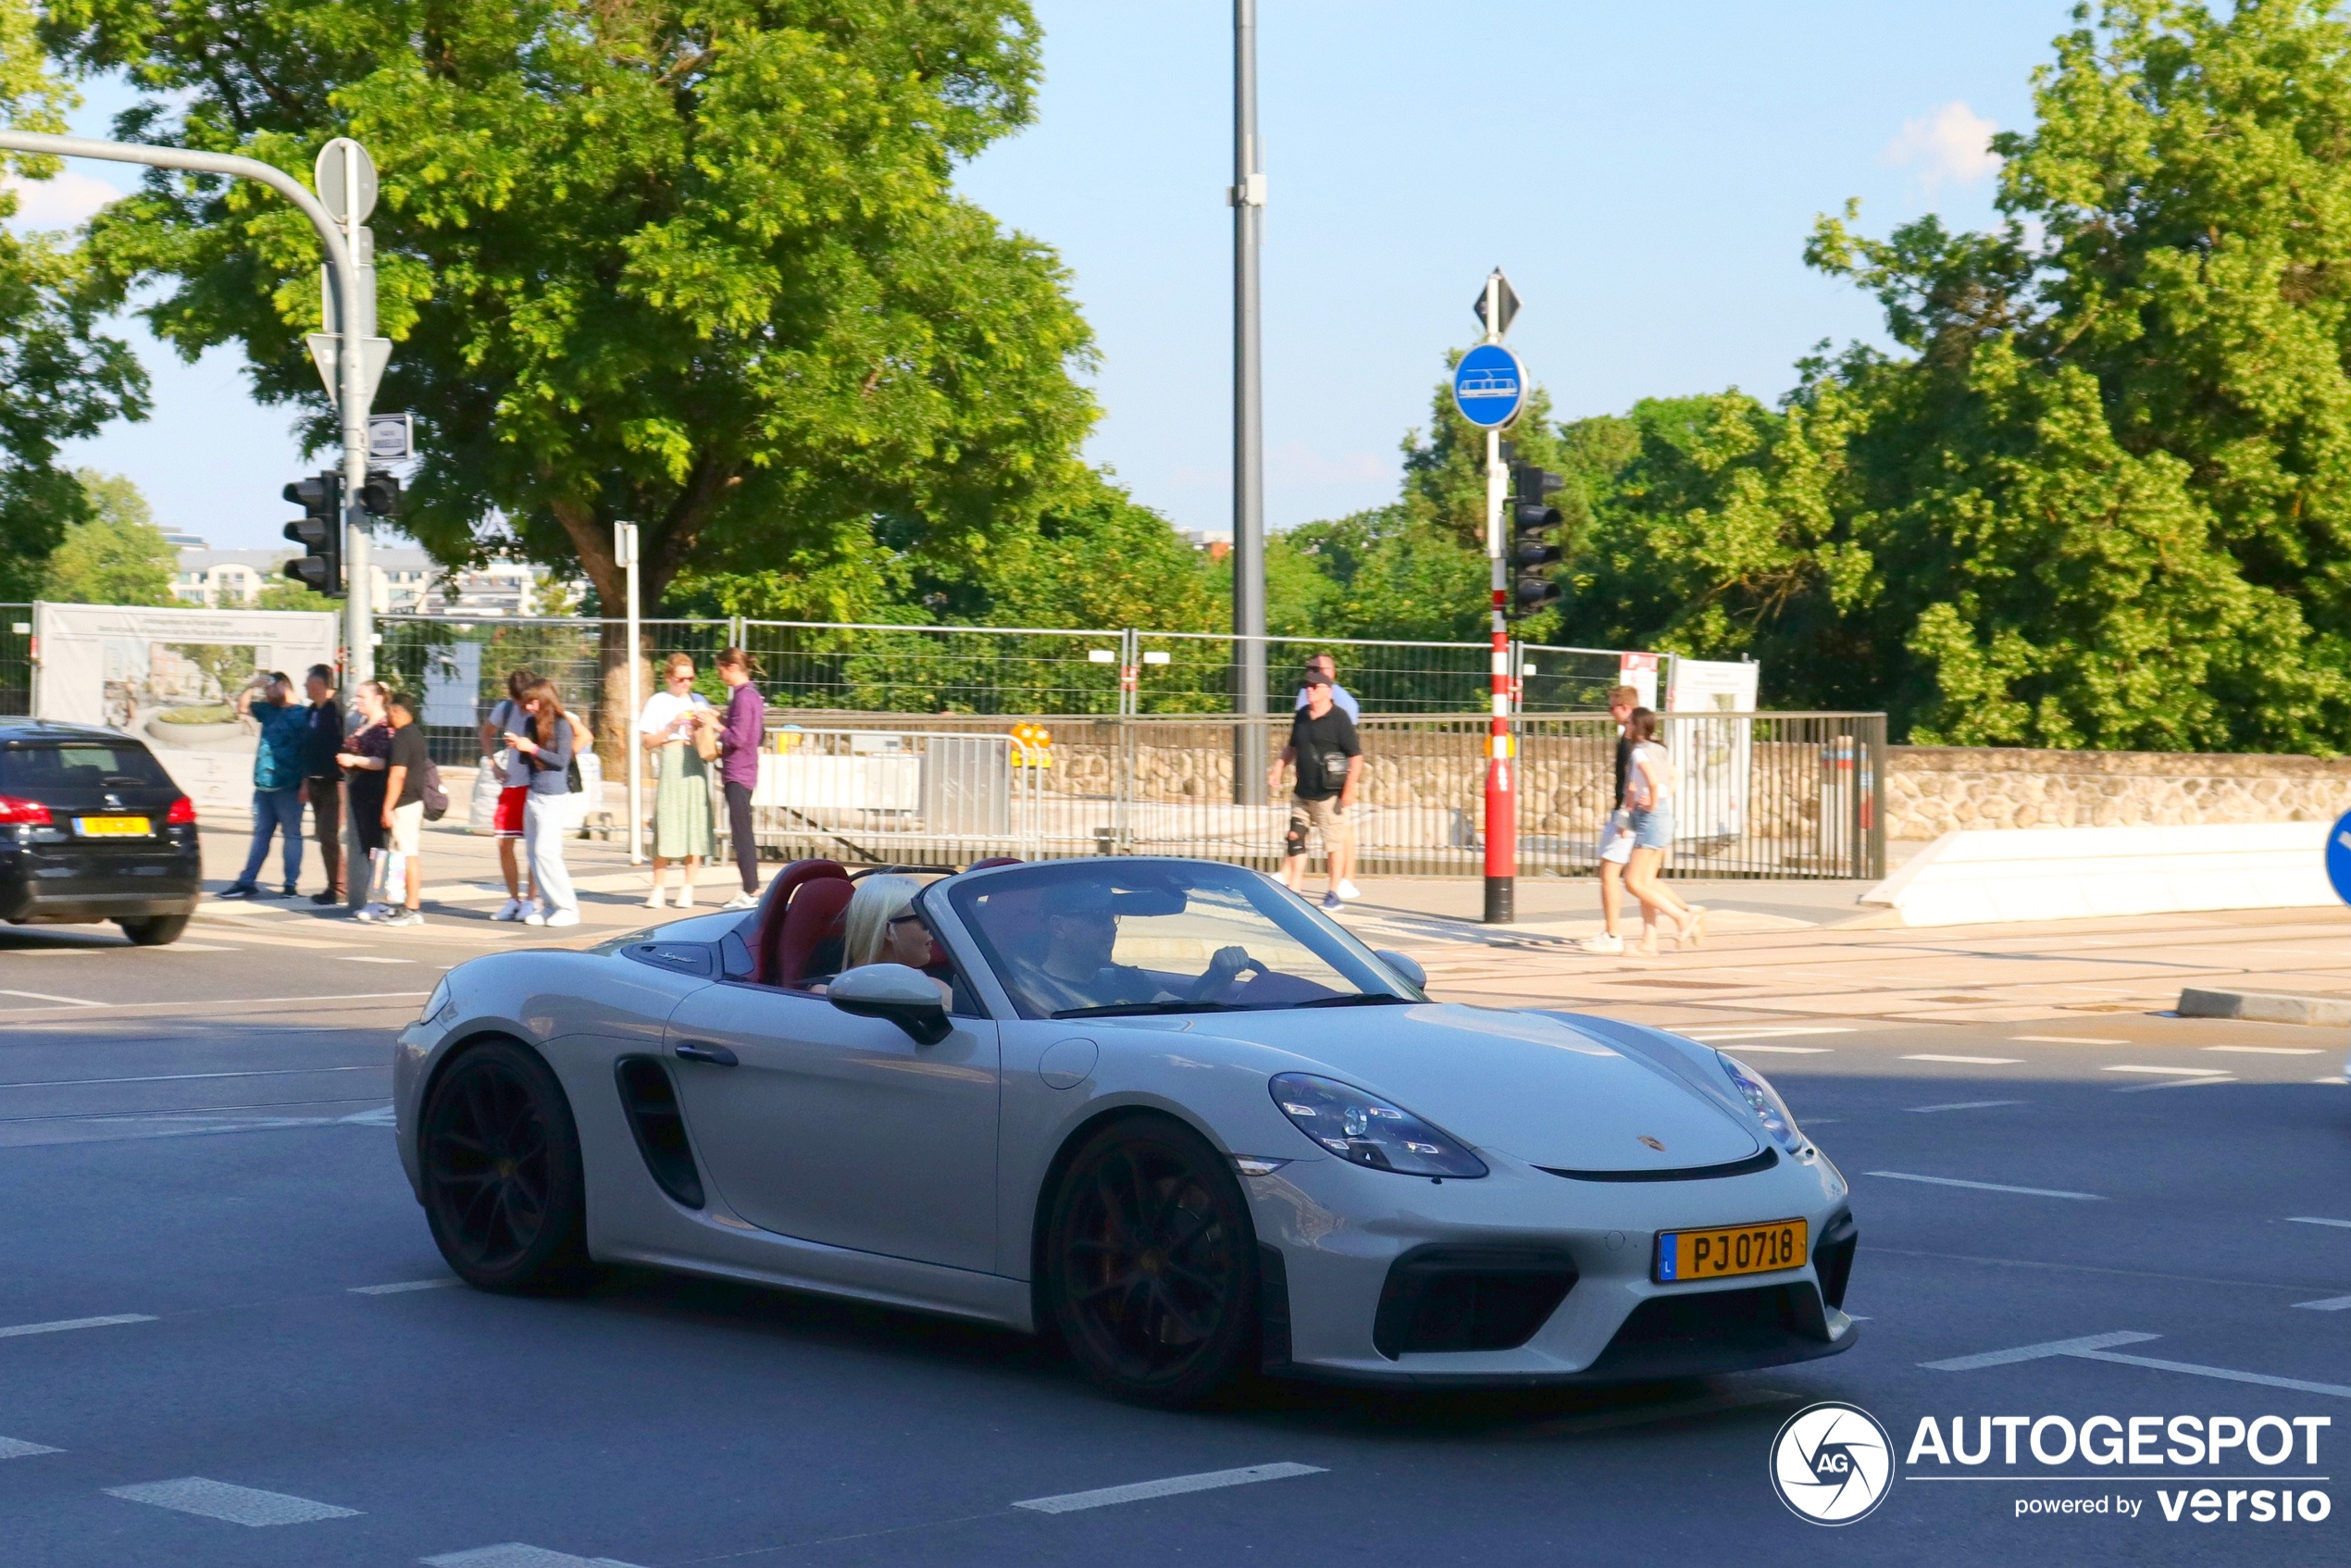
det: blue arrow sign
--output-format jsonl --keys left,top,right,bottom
{"left": 1452, "top": 343, "right": 1525, "bottom": 429}
{"left": 2325, "top": 809, "right": 2351, "bottom": 905}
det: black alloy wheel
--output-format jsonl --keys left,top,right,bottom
{"left": 1045, "top": 1116, "right": 1260, "bottom": 1407}
{"left": 418, "top": 1038, "right": 590, "bottom": 1293}
{"left": 117, "top": 914, "right": 189, "bottom": 946}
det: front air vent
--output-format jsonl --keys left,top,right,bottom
{"left": 1537, "top": 1147, "right": 1777, "bottom": 1183}
{"left": 614, "top": 1055, "right": 703, "bottom": 1210}
{"left": 1812, "top": 1209, "right": 1857, "bottom": 1310}
{"left": 1372, "top": 1245, "right": 1577, "bottom": 1359}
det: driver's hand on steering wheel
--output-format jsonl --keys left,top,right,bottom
{"left": 1192, "top": 945, "right": 1261, "bottom": 1002}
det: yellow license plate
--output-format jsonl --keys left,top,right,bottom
{"left": 75, "top": 815, "right": 151, "bottom": 837}
{"left": 1655, "top": 1217, "right": 1808, "bottom": 1283}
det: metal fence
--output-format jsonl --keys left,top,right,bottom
{"left": 0, "top": 605, "right": 29, "bottom": 717}
{"left": 726, "top": 710, "right": 1885, "bottom": 881}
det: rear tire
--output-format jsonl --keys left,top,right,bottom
{"left": 418, "top": 1038, "right": 591, "bottom": 1293}
{"left": 1043, "top": 1115, "right": 1260, "bottom": 1408}
{"left": 117, "top": 915, "right": 190, "bottom": 946}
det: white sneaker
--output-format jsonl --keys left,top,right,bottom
{"left": 643, "top": 889, "right": 666, "bottom": 909}
{"left": 491, "top": 897, "right": 525, "bottom": 922}
{"left": 545, "top": 908, "right": 580, "bottom": 927}
{"left": 354, "top": 902, "right": 387, "bottom": 924}
{"left": 677, "top": 887, "right": 695, "bottom": 908}
{"left": 1582, "top": 934, "right": 1625, "bottom": 955}
{"left": 721, "top": 891, "right": 759, "bottom": 911}
{"left": 1335, "top": 880, "right": 1363, "bottom": 901}
{"left": 522, "top": 908, "right": 548, "bottom": 927}
{"left": 379, "top": 908, "right": 424, "bottom": 928}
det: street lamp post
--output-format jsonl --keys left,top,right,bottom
{"left": 1231, "top": 0, "right": 1268, "bottom": 805}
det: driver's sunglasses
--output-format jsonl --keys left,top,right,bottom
{"left": 887, "top": 913, "right": 925, "bottom": 929}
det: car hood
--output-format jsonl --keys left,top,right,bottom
{"left": 1177, "top": 1003, "right": 1765, "bottom": 1172}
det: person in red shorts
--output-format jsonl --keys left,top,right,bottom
{"left": 478, "top": 668, "right": 539, "bottom": 920}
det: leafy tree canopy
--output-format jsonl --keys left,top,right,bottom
{"left": 41, "top": 467, "right": 176, "bottom": 604}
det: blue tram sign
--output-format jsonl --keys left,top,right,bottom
{"left": 1452, "top": 343, "right": 1526, "bottom": 429}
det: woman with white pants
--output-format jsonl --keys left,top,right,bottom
{"left": 503, "top": 678, "right": 581, "bottom": 927}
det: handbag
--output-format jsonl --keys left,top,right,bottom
{"left": 693, "top": 713, "right": 721, "bottom": 764}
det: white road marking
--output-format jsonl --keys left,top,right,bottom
{"left": 1718, "top": 1045, "right": 1832, "bottom": 1054}
{"left": 2289, "top": 1216, "right": 2351, "bottom": 1229}
{"left": 1906, "top": 1100, "right": 2026, "bottom": 1114}
{"left": 1923, "top": 1331, "right": 2351, "bottom": 1398}
{"left": 2104, "top": 1064, "right": 2231, "bottom": 1076}
{"left": 1509, "top": 1387, "right": 1795, "bottom": 1438}
{"left": 2204, "top": 1045, "right": 2322, "bottom": 1055}
{"left": 1683, "top": 1027, "right": 1852, "bottom": 1041}
{"left": 2114, "top": 1074, "right": 2235, "bottom": 1093}
{"left": 423, "top": 1543, "right": 645, "bottom": 1567}
{"left": 0, "top": 989, "right": 428, "bottom": 1017}
{"left": 1866, "top": 1171, "right": 2103, "bottom": 1201}
{"left": 105, "top": 1477, "right": 361, "bottom": 1525}
{"left": 0, "top": 1065, "right": 384, "bottom": 1090}
{"left": 341, "top": 1104, "right": 397, "bottom": 1126}
{"left": 0, "top": 1436, "right": 62, "bottom": 1458}
{"left": 350, "top": 1279, "right": 456, "bottom": 1295}
{"left": 0, "top": 1313, "right": 155, "bottom": 1338}
{"left": 1902, "top": 1054, "right": 2022, "bottom": 1065}
{"left": 2011, "top": 1035, "right": 2124, "bottom": 1044}
{"left": 2293, "top": 1296, "right": 2351, "bottom": 1312}
{"left": 336, "top": 956, "right": 416, "bottom": 964}
{"left": 1013, "top": 1462, "right": 1326, "bottom": 1514}
{"left": 0, "top": 989, "right": 100, "bottom": 1008}
{"left": 163, "top": 944, "right": 242, "bottom": 952}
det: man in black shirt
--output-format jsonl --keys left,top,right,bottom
{"left": 1268, "top": 672, "right": 1362, "bottom": 911}
{"left": 297, "top": 664, "right": 348, "bottom": 905}
{"left": 373, "top": 692, "right": 429, "bottom": 928}
{"left": 1585, "top": 683, "right": 1641, "bottom": 955}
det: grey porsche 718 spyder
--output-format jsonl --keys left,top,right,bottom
{"left": 394, "top": 855, "right": 1857, "bottom": 1406}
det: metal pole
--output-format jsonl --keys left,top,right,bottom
{"left": 620, "top": 522, "right": 643, "bottom": 865}
{"left": 1481, "top": 273, "right": 1515, "bottom": 923}
{"left": 1231, "top": 0, "right": 1268, "bottom": 805}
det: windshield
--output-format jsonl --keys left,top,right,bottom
{"left": 943, "top": 861, "right": 1423, "bottom": 1020}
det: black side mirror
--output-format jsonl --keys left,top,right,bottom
{"left": 827, "top": 964, "right": 951, "bottom": 1044}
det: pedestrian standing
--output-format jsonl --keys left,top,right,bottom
{"left": 218, "top": 672, "right": 309, "bottom": 898}
{"left": 298, "top": 664, "right": 347, "bottom": 905}
{"left": 339, "top": 680, "right": 393, "bottom": 916}
{"left": 1582, "top": 684, "right": 1640, "bottom": 955}
{"left": 1621, "top": 706, "right": 1706, "bottom": 954}
{"left": 638, "top": 653, "right": 715, "bottom": 908}
{"left": 1293, "top": 652, "right": 1362, "bottom": 721}
{"left": 479, "top": 668, "right": 539, "bottom": 920}
{"left": 376, "top": 691, "right": 429, "bottom": 928}
{"left": 1268, "top": 669, "right": 1362, "bottom": 911}
{"left": 508, "top": 678, "right": 581, "bottom": 927}
{"left": 715, "top": 648, "right": 766, "bottom": 911}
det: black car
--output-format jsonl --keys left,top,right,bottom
{"left": 0, "top": 722, "right": 202, "bottom": 945}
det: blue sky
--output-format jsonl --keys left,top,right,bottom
{"left": 31, "top": 1, "right": 2073, "bottom": 549}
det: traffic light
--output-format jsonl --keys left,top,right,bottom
{"left": 282, "top": 471, "right": 343, "bottom": 597}
{"left": 1509, "top": 460, "right": 1565, "bottom": 617}
{"left": 357, "top": 469, "right": 401, "bottom": 517}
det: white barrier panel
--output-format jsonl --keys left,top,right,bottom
{"left": 1860, "top": 821, "right": 2335, "bottom": 927}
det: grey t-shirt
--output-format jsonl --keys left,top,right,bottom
{"left": 488, "top": 699, "right": 530, "bottom": 788}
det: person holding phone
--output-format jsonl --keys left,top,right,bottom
{"left": 637, "top": 653, "right": 715, "bottom": 908}
{"left": 508, "top": 678, "right": 581, "bottom": 927}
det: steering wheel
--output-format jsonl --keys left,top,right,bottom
{"left": 1189, "top": 946, "right": 1264, "bottom": 1003}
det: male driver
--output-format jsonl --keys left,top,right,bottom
{"left": 1583, "top": 684, "right": 1641, "bottom": 955}
{"left": 377, "top": 691, "right": 429, "bottom": 928}
{"left": 1292, "top": 652, "right": 1361, "bottom": 722}
{"left": 1269, "top": 671, "right": 1362, "bottom": 910}
{"left": 479, "top": 669, "right": 537, "bottom": 920}
{"left": 1011, "top": 883, "right": 1255, "bottom": 1015}
{"left": 297, "top": 664, "right": 347, "bottom": 905}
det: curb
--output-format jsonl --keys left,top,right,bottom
{"left": 2177, "top": 986, "right": 2351, "bottom": 1028}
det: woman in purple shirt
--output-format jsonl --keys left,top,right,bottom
{"left": 715, "top": 648, "right": 766, "bottom": 910}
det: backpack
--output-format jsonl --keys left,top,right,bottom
{"left": 420, "top": 758, "right": 450, "bottom": 821}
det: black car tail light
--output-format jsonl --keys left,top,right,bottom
{"left": 1812, "top": 1209, "right": 1857, "bottom": 1310}
{"left": 1372, "top": 1245, "right": 1578, "bottom": 1359}
{"left": 0, "top": 794, "right": 52, "bottom": 825}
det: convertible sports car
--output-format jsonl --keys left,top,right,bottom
{"left": 394, "top": 855, "right": 1857, "bottom": 1406}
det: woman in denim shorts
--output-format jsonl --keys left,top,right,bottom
{"left": 1623, "top": 708, "right": 1706, "bottom": 953}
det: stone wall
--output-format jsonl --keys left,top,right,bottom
{"left": 1885, "top": 746, "right": 2351, "bottom": 839}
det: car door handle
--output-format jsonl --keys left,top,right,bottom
{"left": 673, "top": 1040, "right": 739, "bottom": 1066}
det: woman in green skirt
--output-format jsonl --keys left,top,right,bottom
{"left": 638, "top": 653, "right": 717, "bottom": 906}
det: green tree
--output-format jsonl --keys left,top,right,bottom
{"left": 40, "top": 468, "right": 176, "bottom": 604}
{"left": 50, "top": 0, "right": 1098, "bottom": 741}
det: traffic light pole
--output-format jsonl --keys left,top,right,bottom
{"left": 0, "top": 131, "right": 376, "bottom": 684}
{"left": 1481, "top": 276, "right": 1515, "bottom": 925}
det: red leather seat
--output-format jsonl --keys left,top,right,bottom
{"left": 752, "top": 859, "right": 847, "bottom": 986}
{"left": 774, "top": 878, "right": 855, "bottom": 989}
{"left": 966, "top": 856, "right": 1023, "bottom": 871}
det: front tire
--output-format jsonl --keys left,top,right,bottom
{"left": 418, "top": 1038, "right": 591, "bottom": 1293}
{"left": 1044, "top": 1115, "right": 1260, "bottom": 1408}
{"left": 117, "top": 915, "right": 190, "bottom": 946}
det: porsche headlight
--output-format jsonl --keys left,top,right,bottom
{"left": 1718, "top": 1052, "right": 1804, "bottom": 1151}
{"left": 418, "top": 977, "right": 454, "bottom": 1027}
{"left": 1268, "top": 1072, "right": 1487, "bottom": 1178}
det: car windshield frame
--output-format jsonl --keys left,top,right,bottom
{"left": 939, "top": 860, "right": 1424, "bottom": 1022}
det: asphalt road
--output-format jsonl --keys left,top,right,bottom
{"left": 2, "top": 916, "right": 2348, "bottom": 1566}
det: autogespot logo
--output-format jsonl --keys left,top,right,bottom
{"left": 1772, "top": 1401, "right": 1897, "bottom": 1524}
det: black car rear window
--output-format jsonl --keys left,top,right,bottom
{"left": 0, "top": 741, "right": 176, "bottom": 792}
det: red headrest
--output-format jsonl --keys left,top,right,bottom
{"left": 753, "top": 859, "right": 847, "bottom": 986}
{"left": 775, "top": 878, "right": 855, "bottom": 989}
{"left": 966, "top": 856, "right": 1024, "bottom": 871}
